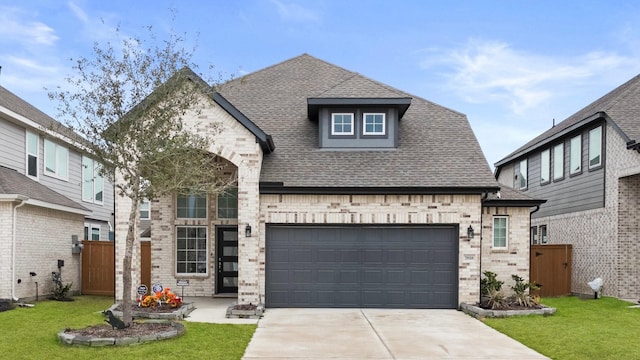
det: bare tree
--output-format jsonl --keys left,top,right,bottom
{"left": 49, "top": 25, "right": 228, "bottom": 325}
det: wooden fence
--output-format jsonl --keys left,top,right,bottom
{"left": 530, "top": 244, "right": 572, "bottom": 297}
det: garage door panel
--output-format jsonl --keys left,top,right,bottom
{"left": 266, "top": 225, "right": 458, "bottom": 308}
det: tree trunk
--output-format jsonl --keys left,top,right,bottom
{"left": 121, "top": 204, "right": 138, "bottom": 325}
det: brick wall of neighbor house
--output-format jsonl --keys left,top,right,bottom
{"left": 0, "top": 202, "right": 13, "bottom": 299}
{"left": 13, "top": 205, "right": 84, "bottom": 300}
{"left": 259, "top": 194, "right": 483, "bottom": 305}
{"left": 532, "top": 125, "right": 640, "bottom": 298}
{"left": 115, "top": 95, "right": 264, "bottom": 302}
{"left": 618, "top": 173, "right": 640, "bottom": 299}
{"left": 481, "top": 206, "right": 531, "bottom": 293}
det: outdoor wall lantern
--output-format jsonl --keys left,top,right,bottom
{"left": 467, "top": 225, "right": 474, "bottom": 239}
{"left": 245, "top": 224, "right": 252, "bottom": 237}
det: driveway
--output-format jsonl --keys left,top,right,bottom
{"left": 242, "top": 308, "right": 549, "bottom": 359}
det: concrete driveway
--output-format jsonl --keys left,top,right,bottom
{"left": 242, "top": 308, "right": 549, "bottom": 359}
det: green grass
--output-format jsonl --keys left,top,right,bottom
{"left": 0, "top": 296, "right": 256, "bottom": 360}
{"left": 484, "top": 296, "right": 640, "bottom": 360}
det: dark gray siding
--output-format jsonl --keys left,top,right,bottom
{"left": 505, "top": 123, "right": 606, "bottom": 218}
{"left": 318, "top": 107, "right": 398, "bottom": 148}
{"left": 0, "top": 116, "right": 26, "bottom": 172}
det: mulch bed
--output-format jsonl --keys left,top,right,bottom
{"left": 479, "top": 302, "right": 543, "bottom": 310}
{"left": 65, "top": 322, "right": 175, "bottom": 338}
{"left": 116, "top": 304, "right": 182, "bottom": 313}
{"left": 0, "top": 302, "right": 14, "bottom": 312}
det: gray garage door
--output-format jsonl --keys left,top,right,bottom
{"left": 265, "top": 225, "right": 458, "bottom": 308}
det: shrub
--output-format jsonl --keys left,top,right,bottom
{"left": 53, "top": 282, "right": 73, "bottom": 300}
{"left": 481, "top": 271, "right": 504, "bottom": 296}
{"left": 510, "top": 274, "right": 540, "bottom": 308}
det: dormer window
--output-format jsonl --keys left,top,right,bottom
{"left": 363, "top": 113, "right": 385, "bottom": 135}
{"left": 331, "top": 113, "right": 354, "bottom": 135}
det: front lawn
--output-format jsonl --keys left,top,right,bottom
{"left": 0, "top": 296, "right": 255, "bottom": 359}
{"left": 484, "top": 296, "right": 640, "bottom": 359}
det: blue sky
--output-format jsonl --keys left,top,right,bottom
{"left": 3, "top": 1, "right": 640, "bottom": 167}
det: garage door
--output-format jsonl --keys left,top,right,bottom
{"left": 265, "top": 225, "right": 458, "bottom": 308}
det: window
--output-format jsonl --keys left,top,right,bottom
{"left": 530, "top": 226, "right": 538, "bottom": 245}
{"left": 553, "top": 143, "right": 564, "bottom": 180}
{"left": 589, "top": 126, "right": 602, "bottom": 169}
{"left": 331, "top": 113, "right": 354, "bottom": 135}
{"left": 82, "top": 156, "right": 104, "bottom": 204}
{"left": 84, "top": 224, "right": 100, "bottom": 240}
{"left": 44, "top": 139, "right": 68, "bottom": 180}
{"left": 570, "top": 135, "right": 582, "bottom": 175}
{"left": 363, "top": 113, "right": 385, "bottom": 135}
{"left": 539, "top": 225, "right": 548, "bottom": 244}
{"left": 26, "top": 131, "right": 38, "bottom": 179}
{"left": 176, "top": 226, "right": 207, "bottom": 274}
{"left": 493, "top": 216, "right": 508, "bottom": 248}
{"left": 217, "top": 187, "right": 238, "bottom": 219}
{"left": 540, "top": 149, "right": 550, "bottom": 184}
{"left": 140, "top": 198, "right": 150, "bottom": 220}
{"left": 176, "top": 192, "right": 207, "bottom": 218}
{"left": 518, "top": 159, "right": 527, "bottom": 189}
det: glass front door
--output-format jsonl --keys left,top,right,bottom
{"left": 216, "top": 227, "right": 238, "bottom": 293}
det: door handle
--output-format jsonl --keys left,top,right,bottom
{"left": 218, "top": 258, "right": 222, "bottom": 271}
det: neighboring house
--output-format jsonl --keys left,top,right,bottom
{"left": 0, "top": 86, "right": 115, "bottom": 301}
{"left": 117, "top": 54, "right": 543, "bottom": 308}
{"left": 494, "top": 74, "right": 640, "bottom": 299}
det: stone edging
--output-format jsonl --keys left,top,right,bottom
{"left": 108, "top": 302, "right": 195, "bottom": 320}
{"left": 58, "top": 320, "right": 185, "bottom": 346}
{"left": 460, "top": 302, "right": 556, "bottom": 318}
{"left": 226, "top": 304, "right": 265, "bottom": 319}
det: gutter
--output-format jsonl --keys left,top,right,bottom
{"left": 11, "top": 196, "right": 28, "bottom": 301}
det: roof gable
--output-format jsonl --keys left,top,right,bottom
{"left": 217, "top": 54, "right": 498, "bottom": 192}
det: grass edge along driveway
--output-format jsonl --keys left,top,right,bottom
{"left": 484, "top": 296, "right": 640, "bottom": 360}
{"left": 0, "top": 296, "right": 256, "bottom": 359}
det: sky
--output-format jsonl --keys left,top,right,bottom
{"left": 3, "top": 1, "right": 640, "bottom": 168}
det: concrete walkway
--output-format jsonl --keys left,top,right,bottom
{"left": 242, "top": 308, "right": 549, "bottom": 360}
{"left": 182, "top": 296, "right": 259, "bottom": 324}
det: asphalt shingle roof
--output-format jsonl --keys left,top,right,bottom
{"left": 497, "top": 73, "right": 640, "bottom": 164}
{"left": 0, "top": 166, "right": 88, "bottom": 211}
{"left": 218, "top": 54, "right": 498, "bottom": 190}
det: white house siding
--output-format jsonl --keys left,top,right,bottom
{"left": 115, "top": 95, "right": 264, "bottom": 302}
{"left": 259, "top": 194, "right": 483, "bottom": 305}
{"left": 480, "top": 206, "right": 531, "bottom": 292}
{"left": 532, "top": 124, "right": 640, "bottom": 298}
{"left": 12, "top": 204, "right": 84, "bottom": 300}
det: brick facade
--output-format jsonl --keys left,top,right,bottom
{"left": 481, "top": 206, "right": 531, "bottom": 292}
{"left": 0, "top": 203, "right": 83, "bottom": 301}
{"left": 532, "top": 124, "right": 640, "bottom": 298}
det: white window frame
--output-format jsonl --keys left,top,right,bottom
{"left": 553, "top": 143, "right": 564, "bottom": 180}
{"left": 84, "top": 223, "right": 101, "bottom": 241}
{"left": 589, "top": 126, "right": 602, "bottom": 169}
{"left": 540, "top": 149, "right": 550, "bottom": 184}
{"left": 175, "top": 226, "right": 208, "bottom": 275}
{"left": 518, "top": 158, "right": 528, "bottom": 189}
{"left": 492, "top": 216, "right": 508, "bottom": 249}
{"left": 176, "top": 192, "right": 208, "bottom": 219}
{"left": 44, "top": 139, "right": 69, "bottom": 180}
{"left": 25, "top": 131, "right": 39, "bottom": 180}
{"left": 82, "top": 156, "right": 104, "bottom": 205}
{"left": 362, "top": 113, "right": 386, "bottom": 135}
{"left": 570, "top": 135, "right": 582, "bottom": 175}
{"left": 540, "top": 225, "right": 548, "bottom": 244}
{"left": 331, "top": 113, "right": 354, "bottom": 136}
{"left": 140, "top": 198, "right": 151, "bottom": 220}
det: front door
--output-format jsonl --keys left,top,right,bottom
{"left": 216, "top": 226, "right": 238, "bottom": 293}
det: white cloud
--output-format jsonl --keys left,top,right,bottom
{"left": 0, "top": 6, "right": 59, "bottom": 46}
{"left": 422, "top": 39, "right": 639, "bottom": 115}
{"left": 67, "top": 1, "right": 90, "bottom": 24}
{"left": 269, "top": 0, "right": 321, "bottom": 23}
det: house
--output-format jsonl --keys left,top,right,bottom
{"left": 494, "top": 74, "right": 640, "bottom": 299}
{"left": 117, "top": 54, "right": 543, "bottom": 308}
{"left": 0, "top": 86, "right": 115, "bottom": 301}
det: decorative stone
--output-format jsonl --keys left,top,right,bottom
{"left": 58, "top": 321, "right": 185, "bottom": 346}
{"left": 459, "top": 302, "right": 556, "bottom": 318}
{"left": 226, "top": 303, "right": 265, "bottom": 319}
{"left": 106, "top": 302, "right": 195, "bottom": 320}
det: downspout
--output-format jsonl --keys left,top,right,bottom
{"left": 529, "top": 205, "right": 541, "bottom": 283}
{"left": 12, "top": 197, "right": 28, "bottom": 301}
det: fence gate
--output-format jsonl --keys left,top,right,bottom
{"left": 530, "top": 244, "right": 572, "bottom": 297}
{"left": 81, "top": 241, "right": 115, "bottom": 296}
